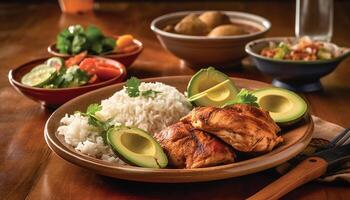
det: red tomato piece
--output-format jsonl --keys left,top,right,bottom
{"left": 95, "top": 65, "right": 121, "bottom": 81}
{"left": 79, "top": 57, "right": 121, "bottom": 81}
{"left": 65, "top": 51, "right": 87, "bottom": 67}
{"left": 88, "top": 74, "right": 100, "bottom": 84}
{"left": 96, "top": 62, "right": 116, "bottom": 69}
{"left": 79, "top": 58, "right": 97, "bottom": 74}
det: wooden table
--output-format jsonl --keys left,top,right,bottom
{"left": 1, "top": 1, "right": 350, "bottom": 200}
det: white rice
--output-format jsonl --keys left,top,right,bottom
{"left": 57, "top": 82, "right": 192, "bottom": 163}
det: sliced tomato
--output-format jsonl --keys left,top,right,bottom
{"left": 65, "top": 51, "right": 88, "bottom": 67}
{"left": 95, "top": 62, "right": 116, "bottom": 69}
{"left": 88, "top": 74, "right": 100, "bottom": 84}
{"left": 95, "top": 65, "right": 121, "bottom": 81}
{"left": 78, "top": 57, "right": 122, "bottom": 81}
{"left": 79, "top": 58, "right": 97, "bottom": 74}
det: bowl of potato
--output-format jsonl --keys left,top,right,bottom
{"left": 151, "top": 11, "right": 271, "bottom": 69}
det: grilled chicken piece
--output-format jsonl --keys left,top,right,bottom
{"left": 154, "top": 122, "right": 235, "bottom": 169}
{"left": 182, "top": 104, "right": 283, "bottom": 153}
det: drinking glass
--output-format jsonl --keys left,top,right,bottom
{"left": 58, "top": 0, "right": 94, "bottom": 14}
{"left": 295, "top": 0, "right": 333, "bottom": 41}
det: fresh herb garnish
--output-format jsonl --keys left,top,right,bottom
{"left": 125, "top": 77, "right": 161, "bottom": 98}
{"left": 142, "top": 90, "right": 162, "bottom": 98}
{"left": 56, "top": 24, "right": 116, "bottom": 55}
{"left": 222, "top": 89, "right": 259, "bottom": 107}
{"left": 47, "top": 65, "right": 90, "bottom": 88}
{"left": 76, "top": 103, "right": 113, "bottom": 144}
{"left": 84, "top": 104, "right": 112, "bottom": 132}
{"left": 126, "top": 77, "right": 141, "bottom": 97}
{"left": 86, "top": 103, "right": 102, "bottom": 115}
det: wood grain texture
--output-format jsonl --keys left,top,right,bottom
{"left": 1, "top": 1, "right": 350, "bottom": 200}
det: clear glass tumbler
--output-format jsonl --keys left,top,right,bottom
{"left": 295, "top": 0, "right": 333, "bottom": 41}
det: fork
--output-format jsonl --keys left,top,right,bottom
{"left": 248, "top": 128, "right": 350, "bottom": 200}
{"left": 327, "top": 127, "right": 350, "bottom": 147}
{"left": 278, "top": 127, "right": 350, "bottom": 169}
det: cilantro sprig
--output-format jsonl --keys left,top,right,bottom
{"left": 86, "top": 103, "right": 102, "bottom": 115}
{"left": 125, "top": 77, "right": 141, "bottom": 97}
{"left": 125, "top": 77, "right": 161, "bottom": 98}
{"left": 142, "top": 90, "right": 162, "bottom": 98}
{"left": 76, "top": 103, "right": 113, "bottom": 143}
{"left": 57, "top": 24, "right": 115, "bottom": 55}
{"left": 43, "top": 63, "right": 90, "bottom": 89}
{"left": 222, "top": 89, "right": 259, "bottom": 107}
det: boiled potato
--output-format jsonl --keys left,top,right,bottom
{"left": 208, "top": 24, "right": 247, "bottom": 37}
{"left": 163, "top": 24, "right": 175, "bottom": 33}
{"left": 199, "top": 11, "right": 231, "bottom": 30}
{"left": 174, "top": 14, "right": 210, "bottom": 36}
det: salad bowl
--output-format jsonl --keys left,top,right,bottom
{"left": 9, "top": 56, "right": 126, "bottom": 108}
{"left": 48, "top": 38, "right": 143, "bottom": 68}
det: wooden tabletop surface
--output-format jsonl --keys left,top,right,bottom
{"left": 1, "top": 1, "right": 350, "bottom": 200}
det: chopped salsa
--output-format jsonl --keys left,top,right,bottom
{"left": 260, "top": 37, "right": 344, "bottom": 61}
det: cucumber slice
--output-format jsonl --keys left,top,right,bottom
{"left": 46, "top": 57, "right": 64, "bottom": 69}
{"left": 30, "top": 64, "right": 53, "bottom": 72}
{"left": 21, "top": 66, "right": 57, "bottom": 87}
{"left": 317, "top": 49, "right": 332, "bottom": 60}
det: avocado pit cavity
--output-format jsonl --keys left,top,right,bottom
{"left": 258, "top": 94, "right": 292, "bottom": 114}
{"left": 253, "top": 87, "right": 307, "bottom": 125}
{"left": 120, "top": 132, "right": 155, "bottom": 156}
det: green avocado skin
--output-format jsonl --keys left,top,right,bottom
{"left": 253, "top": 87, "right": 308, "bottom": 126}
{"left": 187, "top": 67, "right": 238, "bottom": 107}
{"left": 107, "top": 126, "right": 168, "bottom": 168}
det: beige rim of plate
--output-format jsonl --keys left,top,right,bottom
{"left": 45, "top": 76, "right": 314, "bottom": 183}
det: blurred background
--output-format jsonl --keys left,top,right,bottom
{"left": 1, "top": 0, "right": 350, "bottom": 85}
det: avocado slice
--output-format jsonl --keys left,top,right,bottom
{"left": 253, "top": 87, "right": 308, "bottom": 125}
{"left": 187, "top": 67, "right": 238, "bottom": 107}
{"left": 107, "top": 126, "right": 168, "bottom": 168}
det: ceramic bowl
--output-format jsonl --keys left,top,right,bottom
{"left": 8, "top": 56, "right": 127, "bottom": 108}
{"left": 45, "top": 76, "right": 313, "bottom": 183}
{"left": 245, "top": 37, "right": 350, "bottom": 92}
{"left": 151, "top": 11, "right": 271, "bottom": 69}
{"left": 48, "top": 38, "right": 143, "bottom": 68}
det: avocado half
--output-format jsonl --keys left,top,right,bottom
{"left": 107, "top": 126, "right": 168, "bottom": 168}
{"left": 187, "top": 67, "right": 238, "bottom": 107}
{"left": 253, "top": 87, "right": 308, "bottom": 125}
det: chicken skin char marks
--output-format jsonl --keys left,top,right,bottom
{"left": 154, "top": 122, "right": 235, "bottom": 169}
{"left": 181, "top": 104, "right": 283, "bottom": 153}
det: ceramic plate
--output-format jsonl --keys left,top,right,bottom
{"left": 45, "top": 76, "right": 313, "bottom": 183}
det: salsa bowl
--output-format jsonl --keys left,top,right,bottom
{"left": 245, "top": 37, "right": 350, "bottom": 92}
{"left": 9, "top": 56, "right": 127, "bottom": 108}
